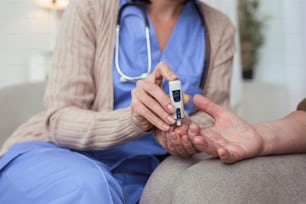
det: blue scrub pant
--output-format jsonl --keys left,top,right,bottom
{"left": 0, "top": 142, "right": 160, "bottom": 204}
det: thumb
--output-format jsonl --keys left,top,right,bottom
{"left": 193, "top": 94, "right": 223, "bottom": 120}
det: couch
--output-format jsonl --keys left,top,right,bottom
{"left": 140, "top": 153, "right": 306, "bottom": 204}
{"left": 0, "top": 82, "right": 45, "bottom": 146}
{"left": 1, "top": 82, "right": 306, "bottom": 204}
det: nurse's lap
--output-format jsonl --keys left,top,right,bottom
{"left": 0, "top": 144, "right": 123, "bottom": 204}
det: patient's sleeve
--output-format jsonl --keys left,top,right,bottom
{"left": 297, "top": 98, "right": 306, "bottom": 111}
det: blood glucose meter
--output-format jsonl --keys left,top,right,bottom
{"left": 169, "top": 80, "right": 184, "bottom": 126}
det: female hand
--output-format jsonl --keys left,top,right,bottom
{"left": 190, "top": 94, "right": 264, "bottom": 163}
{"left": 130, "top": 62, "right": 178, "bottom": 132}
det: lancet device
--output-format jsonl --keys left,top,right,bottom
{"left": 169, "top": 80, "right": 184, "bottom": 126}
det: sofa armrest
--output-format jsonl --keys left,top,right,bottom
{"left": 141, "top": 154, "right": 306, "bottom": 204}
{"left": 0, "top": 82, "right": 46, "bottom": 147}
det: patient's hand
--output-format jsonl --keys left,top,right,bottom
{"left": 154, "top": 118, "right": 198, "bottom": 158}
{"left": 190, "top": 95, "right": 264, "bottom": 163}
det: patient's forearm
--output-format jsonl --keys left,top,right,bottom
{"left": 255, "top": 111, "right": 306, "bottom": 156}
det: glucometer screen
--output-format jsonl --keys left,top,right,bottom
{"left": 172, "top": 90, "right": 181, "bottom": 102}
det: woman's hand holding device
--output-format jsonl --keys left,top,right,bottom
{"left": 130, "top": 62, "right": 178, "bottom": 132}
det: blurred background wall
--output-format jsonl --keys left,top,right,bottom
{"left": 205, "top": 0, "right": 306, "bottom": 123}
{"left": 0, "top": 0, "right": 53, "bottom": 87}
{"left": 0, "top": 0, "right": 305, "bottom": 123}
{"left": 248, "top": 0, "right": 306, "bottom": 122}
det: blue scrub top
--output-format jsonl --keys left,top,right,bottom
{"left": 106, "top": 0, "right": 205, "bottom": 158}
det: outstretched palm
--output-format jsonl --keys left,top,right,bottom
{"left": 190, "top": 95, "right": 264, "bottom": 164}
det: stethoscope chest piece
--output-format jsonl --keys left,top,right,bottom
{"left": 119, "top": 73, "right": 149, "bottom": 82}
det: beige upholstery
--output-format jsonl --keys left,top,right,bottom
{"left": 140, "top": 153, "right": 306, "bottom": 204}
{"left": 0, "top": 82, "right": 45, "bottom": 147}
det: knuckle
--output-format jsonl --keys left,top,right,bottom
{"left": 136, "top": 79, "right": 142, "bottom": 86}
{"left": 174, "top": 143, "right": 185, "bottom": 153}
{"left": 162, "top": 112, "right": 171, "bottom": 122}
{"left": 162, "top": 98, "right": 172, "bottom": 107}
{"left": 159, "top": 61, "right": 167, "bottom": 68}
{"left": 166, "top": 139, "right": 174, "bottom": 149}
{"left": 144, "top": 110, "right": 160, "bottom": 127}
{"left": 145, "top": 83, "right": 155, "bottom": 93}
{"left": 168, "top": 144, "right": 175, "bottom": 153}
{"left": 146, "top": 98, "right": 156, "bottom": 108}
{"left": 142, "top": 107, "right": 151, "bottom": 118}
{"left": 156, "top": 120, "right": 165, "bottom": 129}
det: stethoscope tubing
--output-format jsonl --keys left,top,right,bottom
{"left": 116, "top": 2, "right": 151, "bottom": 82}
{"left": 115, "top": 0, "right": 211, "bottom": 89}
{"left": 115, "top": 25, "right": 152, "bottom": 82}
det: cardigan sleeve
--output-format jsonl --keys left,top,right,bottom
{"left": 44, "top": 0, "right": 145, "bottom": 150}
{"left": 190, "top": 13, "right": 235, "bottom": 128}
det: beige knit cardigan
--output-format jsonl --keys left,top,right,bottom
{"left": 0, "top": 0, "right": 235, "bottom": 156}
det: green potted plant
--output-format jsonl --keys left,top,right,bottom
{"left": 238, "top": 0, "right": 266, "bottom": 80}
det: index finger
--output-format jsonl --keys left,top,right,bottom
{"left": 147, "top": 61, "right": 178, "bottom": 85}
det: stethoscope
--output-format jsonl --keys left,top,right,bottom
{"left": 115, "top": 0, "right": 211, "bottom": 89}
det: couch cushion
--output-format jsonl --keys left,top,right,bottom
{"left": 0, "top": 82, "right": 46, "bottom": 146}
{"left": 140, "top": 154, "right": 306, "bottom": 204}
